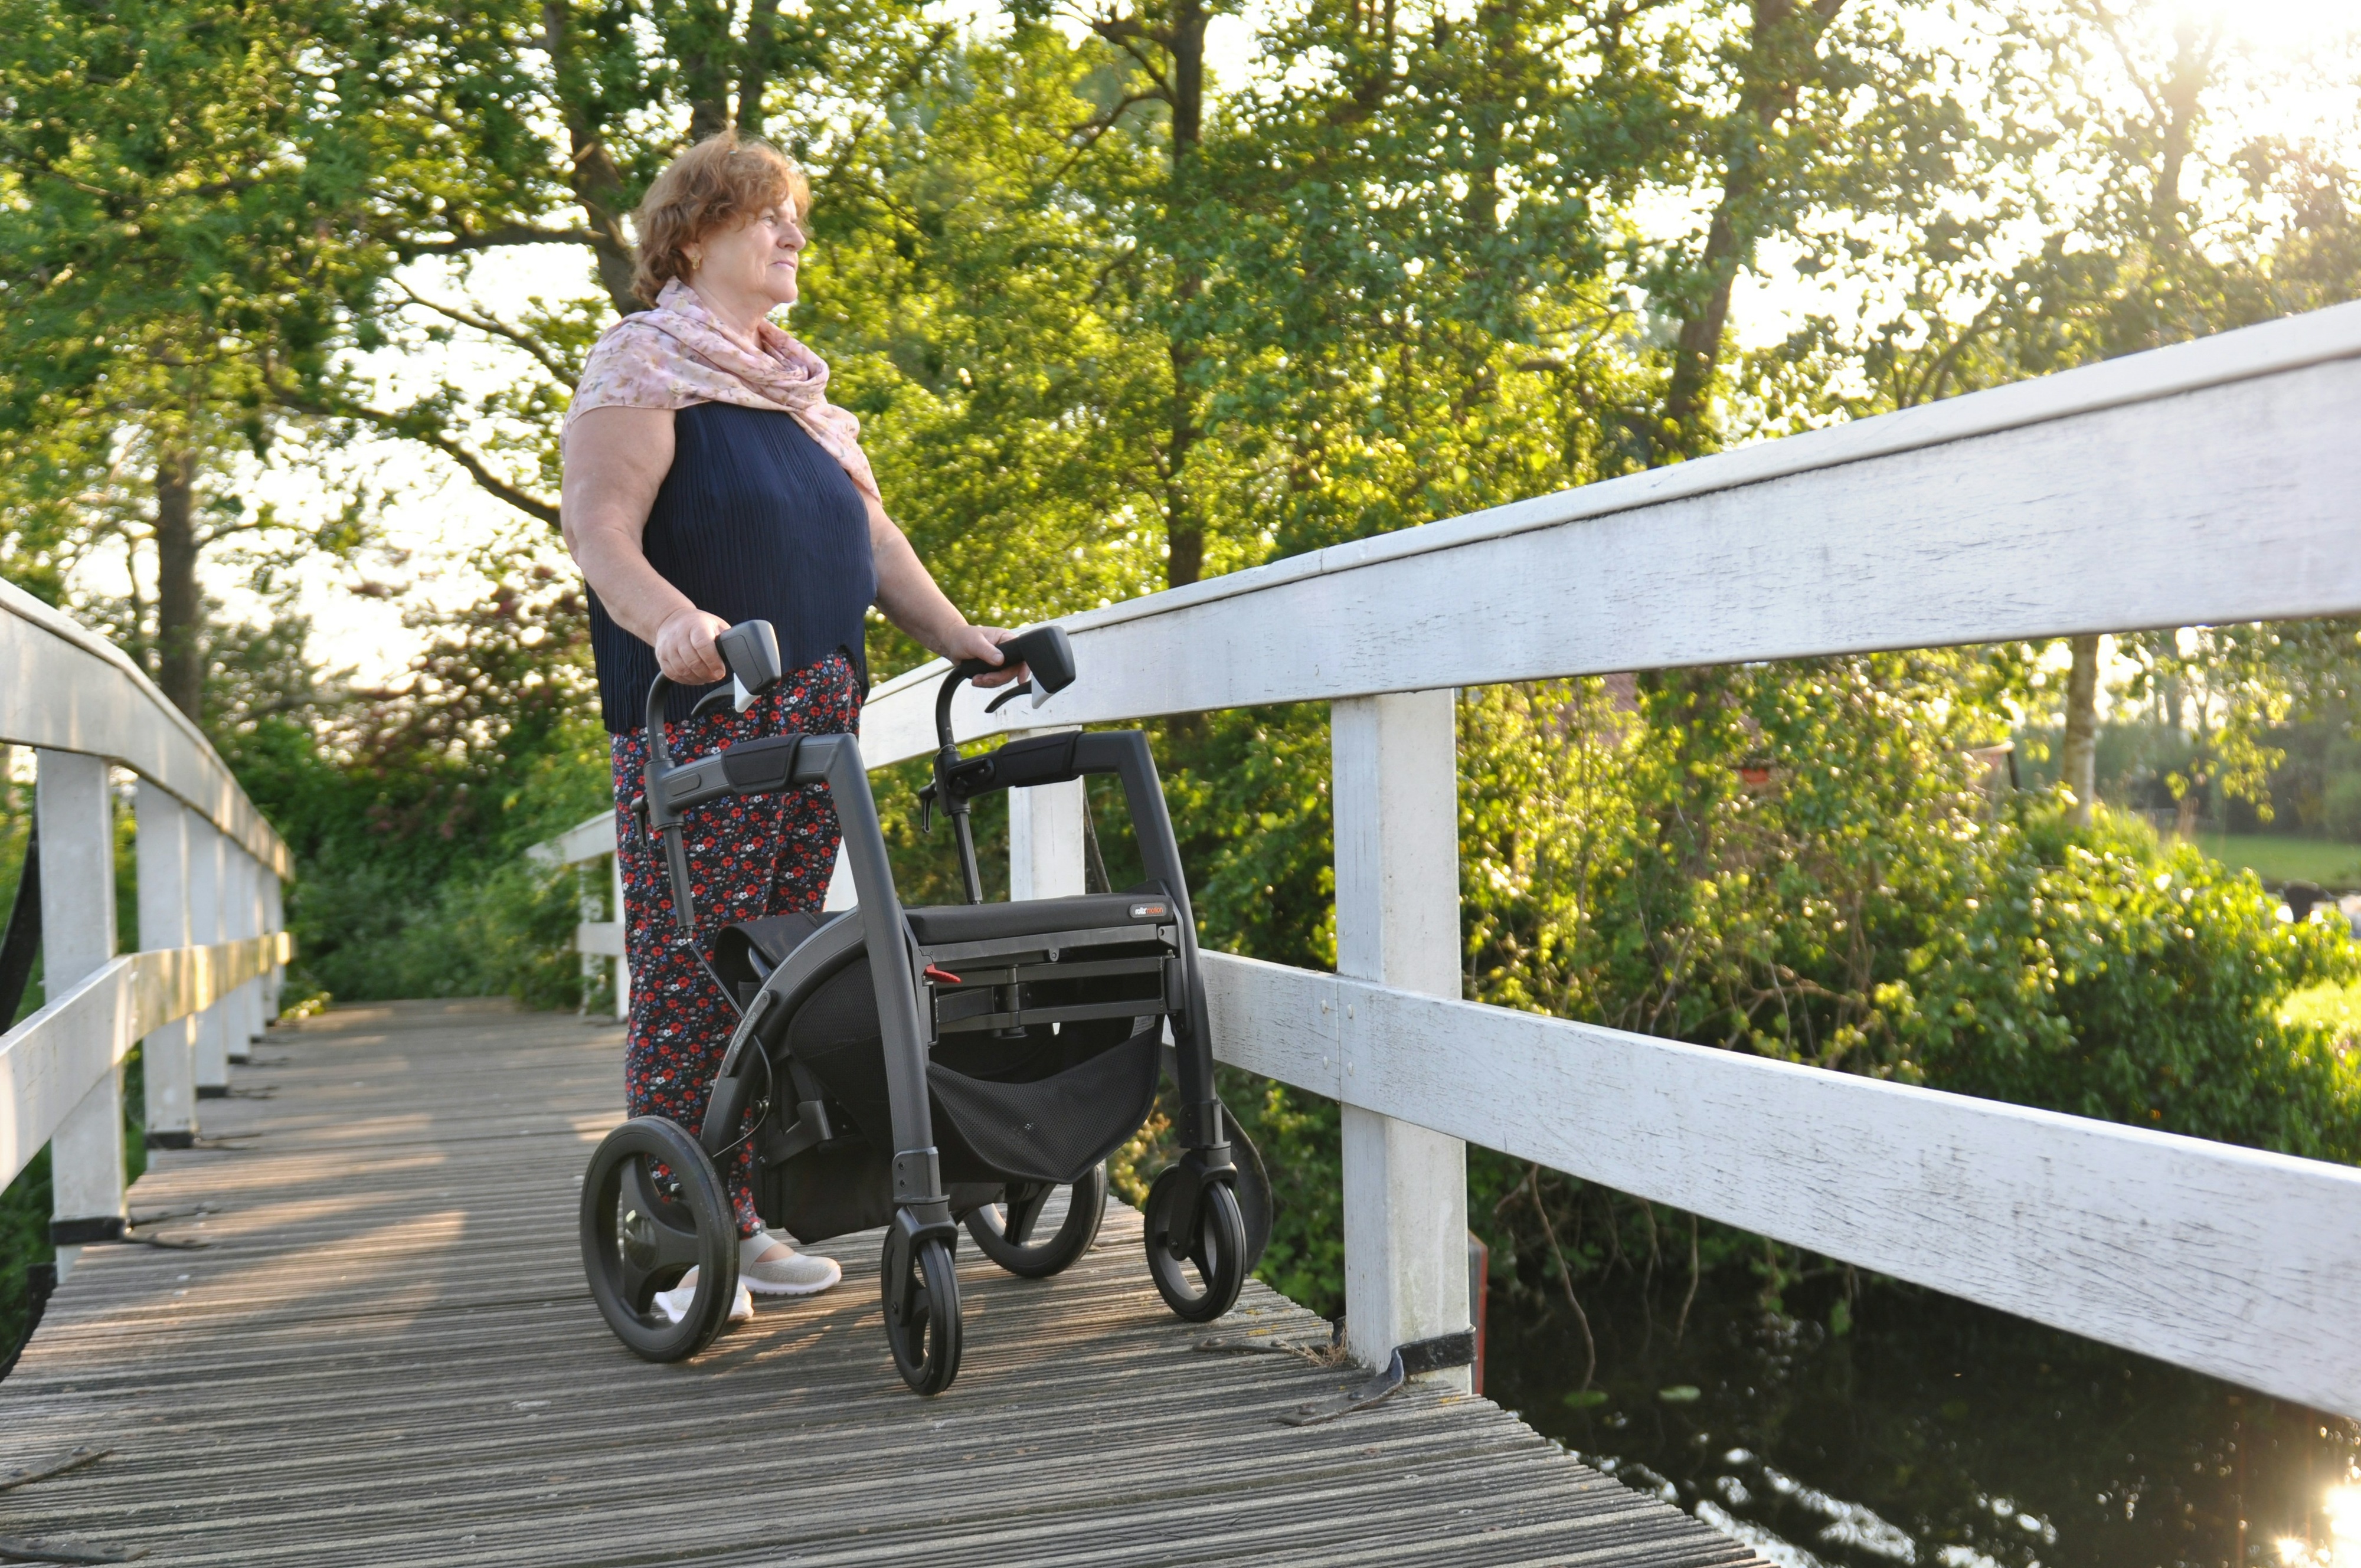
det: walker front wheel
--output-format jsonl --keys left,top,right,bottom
{"left": 580, "top": 1117, "right": 739, "bottom": 1362}
{"left": 882, "top": 1231, "right": 963, "bottom": 1395}
{"left": 1143, "top": 1168, "right": 1246, "bottom": 1323}
{"left": 964, "top": 1164, "right": 1108, "bottom": 1279}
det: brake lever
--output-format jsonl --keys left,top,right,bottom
{"left": 983, "top": 680, "right": 1035, "bottom": 715}
{"left": 917, "top": 782, "right": 937, "bottom": 836}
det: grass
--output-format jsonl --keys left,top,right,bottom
{"left": 2189, "top": 832, "right": 2361, "bottom": 892}
{"left": 2282, "top": 980, "right": 2361, "bottom": 1040}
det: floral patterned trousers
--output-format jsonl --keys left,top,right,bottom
{"left": 610, "top": 652, "right": 862, "bottom": 1236}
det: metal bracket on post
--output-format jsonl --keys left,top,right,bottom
{"left": 1277, "top": 1330, "right": 1479, "bottom": 1426}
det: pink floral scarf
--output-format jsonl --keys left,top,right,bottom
{"left": 565, "top": 279, "right": 880, "bottom": 500}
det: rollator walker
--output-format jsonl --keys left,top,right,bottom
{"left": 578, "top": 619, "right": 1271, "bottom": 1394}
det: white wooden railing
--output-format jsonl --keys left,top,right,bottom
{"left": 541, "top": 299, "right": 2361, "bottom": 1411}
{"left": 0, "top": 581, "right": 292, "bottom": 1276}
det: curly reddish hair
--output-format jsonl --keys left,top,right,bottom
{"left": 630, "top": 133, "right": 812, "bottom": 306}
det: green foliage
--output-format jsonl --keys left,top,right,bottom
{"left": 0, "top": 1145, "right": 50, "bottom": 1364}
{"left": 2282, "top": 980, "right": 2361, "bottom": 1039}
{"left": 218, "top": 560, "right": 614, "bottom": 1006}
{"left": 1147, "top": 660, "right": 2361, "bottom": 1315}
{"left": 1903, "top": 816, "right": 2361, "bottom": 1159}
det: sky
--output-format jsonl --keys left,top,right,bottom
{"left": 64, "top": 0, "right": 2361, "bottom": 688}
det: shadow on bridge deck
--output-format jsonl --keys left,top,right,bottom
{"left": 0, "top": 1000, "right": 1758, "bottom": 1568}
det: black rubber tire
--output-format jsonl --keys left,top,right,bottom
{"left": 882, "top": 1233, "right": 963, "bottom": 1395}
{"left": 963, "top": 1164, "right": 1108, "bottom": 1279}
{"left": 1143, "top": 1168, "right": 1247, "bottom": 1323}
{"left": 579, "top": 1116, "right": 740, "bottom": 1363}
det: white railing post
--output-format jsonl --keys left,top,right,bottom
{"left": 36, "top": 750, "right": 125, "bottom": 1271}
{"left": 227, "top": 849, "right": 258, "bottom": 1061}
{"left": 188, "top": 813, "right": 228, "bottom": 1095}
{"left": 1330, "top": 691, "right": 1469, "bottom": 1382}
{"left": 1008, "top": 740, "right": 1087, "bottom": 901}
{"left": 610, "top": 850, "right": 630, "bottom": 1021}
{"left": 135, "top": 782, "right": 198, "bottom": 1148}
{"left": 263, "top": 866, "right": 284, "bottom": 1017}
{"left": 821, "top": 841, "right": 855, "bottom": 914}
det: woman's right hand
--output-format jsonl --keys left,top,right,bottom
{"left": 654, "top": 607, "right": 733, "bottom": 684}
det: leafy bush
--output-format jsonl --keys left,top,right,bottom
{"left": 1904, "top": 816, "right": 2360, "bottom": 1158}
{"left": 1148, "top": 659, "right": 2360, "bottom": 1318}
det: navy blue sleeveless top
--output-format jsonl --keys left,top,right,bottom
{"left": 590, "top": 402, "right": 877, "bottom": 732}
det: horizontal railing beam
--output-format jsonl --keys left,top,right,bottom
{"left": 0, "top": 581, "right": 289, "bottom": 875}
{"left": 861, "top": 300, "right": 2361, "bottom": 767}
{"left": 529, "top": 813, "right": 622, "bottom": 868}
{"left": 1202, "top": 951, "right": 2361, "bottom": 1419}
{"left": 1, "top": 932, "right": 293, "bottom": 1190}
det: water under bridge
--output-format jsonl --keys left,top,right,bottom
{"left": 4, "top": 302, "right": 2359, "bottom": 1564}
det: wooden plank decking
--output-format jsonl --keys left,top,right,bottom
{"left": 0, "top": 1000, "right": 1759, "bottom": 1567}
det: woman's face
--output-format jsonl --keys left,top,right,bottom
{"left": 690, "top": 199, "right": 805, "bottom": 309}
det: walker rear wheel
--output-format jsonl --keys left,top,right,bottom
{"left": 1143, "top": 1168, "right": 1246, "bottom": 1323}
{"left": 882, "top": 1232, "right": 963, "bottom": 1395}
{"left": 580, "top": 1117, "right": 739, "bottom": 1362}
{"left": 964, "top": 1164, "right": 1107, "bottom": 1279}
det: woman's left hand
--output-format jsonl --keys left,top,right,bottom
{"left": 946, "top": 624, "right": 1028, "bottom": 688}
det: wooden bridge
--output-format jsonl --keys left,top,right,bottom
{"left": 6, "top": 301, "right": 2361, "bottom": 1563}
{"left": 0, "top": 1000, "right": 1751, "bottom": 1566}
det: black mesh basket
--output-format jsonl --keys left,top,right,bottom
{"left": 721, "top": 915, "right": 1163, "bottom": 1242}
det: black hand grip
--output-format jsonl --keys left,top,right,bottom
{"left": 951, "top": 624, "right": 1076, "bottom": 694}
{"left": 715, "top": 620, "right": 783, "bottom": 696}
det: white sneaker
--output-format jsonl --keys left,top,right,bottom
{"left": 741, "top": 1226, "right": 842, "bottom": 1297}
{"left": 653, "top": 1268, "right": 753, "bottom": 1325}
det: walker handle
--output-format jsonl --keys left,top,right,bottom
{"left": 949, "top": 624, "right": 1076, "bottom": 694}
{"left": 715, "top": 620, "right": 783, "bottom": 710}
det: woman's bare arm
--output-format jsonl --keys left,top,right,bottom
{"left": 559, "top": 405, "right": 731, "bottom": 683}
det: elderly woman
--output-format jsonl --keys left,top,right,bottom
{"left": 561, "top": 133, "right": 1015, "bottom": 1324}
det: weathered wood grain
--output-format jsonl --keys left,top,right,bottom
{"left": 1202, "top": 951, "right": 2361, "bottom": 1420}
{"left": 0, "top": 1000, "right": 1760, "bottom": 1568}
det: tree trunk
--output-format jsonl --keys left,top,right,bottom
{"left": 153, "top": 450, "right": 205, "bottom": 721}
{"left": 2172, "top": 779, "right": 2202, "bottom": 840}
{"left": 1653, "top": 0, "right": 1845, "bottom": 466}
{"left": 678, "top": 0, "right": 734, "bottom": 143}
{"left": 1162, "top": 0, "right": 1208, "bottom": 590}
{"left": 2061, "top": 633, "right": 2101, "bottom": 829}
{"left": 544, "top": 1, "right": 644, "bottom": 316}
{"left": 1657, "top": 200, "right": 1746, "bottom": 463}
{"left": 735, "top": 0, "right": 782, "bottom": 135}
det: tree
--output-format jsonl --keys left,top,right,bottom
{"left": 0, "top": 0, "right": 391, "bottom": 712}
{"left": 1643, "top": 0, "right": 1986, "bottom": 461}
{"left": 274, "top": 0, "right": 960, "bottom": 530}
